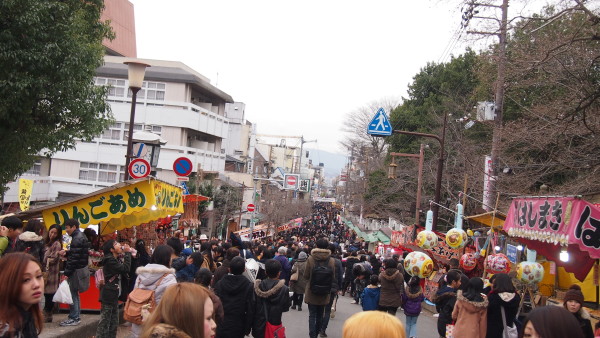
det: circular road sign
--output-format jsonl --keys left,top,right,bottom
{"left": 286, "top": 175, "right": 297, "bottom": 187}
{"left": 128, "top": 158, "right": 151, "bottom": 179}
{"left": 247, "top": 204, "right": 256, "bottom": 212}
{"left": 173, "top": 157, "right": 193, "bottom": 176}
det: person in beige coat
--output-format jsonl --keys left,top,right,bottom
{"left": 451, "top": 277, "right": 488, "bottom": 338}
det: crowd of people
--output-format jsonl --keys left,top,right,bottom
{"left": 1, "top": 203, "right": 600, "bottom": 338}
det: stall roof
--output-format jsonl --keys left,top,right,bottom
{"left": 465, "top": 210, "right": 506, "bottom": 229}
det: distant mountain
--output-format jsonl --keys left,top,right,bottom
{"left": 306, "top": 148, "right": 347, "bottom": 184}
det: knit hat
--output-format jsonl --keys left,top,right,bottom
{"left": 299, "top": 252, "right": 308, "bottom": 260}
{"left": 564, "top": 284, "right": 584, "bottom": 305}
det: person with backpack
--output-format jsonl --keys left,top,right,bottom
{"left": 128, "top": 245, "right": 177, "bottom": 338}
{"left": 320, "top": 243, "right": 343, "bottom": 337}
{"left": 304, "top": 238, "right": 336, "bottom": 338}
{"left": 252, "top": 259, "right": 291, "bottom": 338}
{"left": 95, "top": 240, "right": 132, "bottom": 338}
{"left": 402, "top": 276, "right": 424, "bottom": 338}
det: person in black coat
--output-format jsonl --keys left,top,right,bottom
{"left": 434, "top": 270, "right": 461, "bottom": 337}
{"left": 59, "top": 219, "right": 90, "bottom": 326}
{"left": 214, "top": 257, "right": 254, "bottom": 338}
{"left": 486, "top": 273, "right": 521, "bottom": 338}
{"left": 563, "top": 284, "right": 594, "bottom": 338}
{"left": 96, "top": 240, "right": 132, "bottom": 338}
{"left": 252, "top": 259, "right": 291, "bottom": 338}
{"left": 342, "top": 251, "right": 359, "bottom": 296}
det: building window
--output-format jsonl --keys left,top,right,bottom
{"left": 123, "top": 123, "right": 143, "bottom": 140}
{"left": 24, "top": 160, "right": 41, "bottom": 176}
{"left": 101, "top": 122, "right": 123, "bottom": 140}
{"left": 79, "top": 162, "right": 121, "bottom": 183}
{"left": 95, "top": 77, "right": 165, "bottom": 101}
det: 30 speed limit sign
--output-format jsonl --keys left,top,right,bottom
{"left": 128, "top": 158, "right": 151, "bottom": 179}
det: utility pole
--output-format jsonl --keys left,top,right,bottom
{"left": 465, "top": 0, "right": 509, "bottom": 210}
{"left": 389, "top": 143, "right": 426, "bottom": 225}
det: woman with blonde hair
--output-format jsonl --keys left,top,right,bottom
{"left": 0, "top": 252, "right": 44, "bottom": 337}
{"left": 342, "top": 310, "right": 406, "bottom": 338}
{"left": 141, "top": 283, "right": 216, "bottom": 338}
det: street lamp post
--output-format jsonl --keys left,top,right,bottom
{"left": 123, "top": 61, "right": 150, "bottom": 181}
{"left": 393, "top": 112, "right": 447, "bottom": 230}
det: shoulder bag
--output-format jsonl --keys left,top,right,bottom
{"left": 501, "top": 306, "right": 518, "bottom": 338}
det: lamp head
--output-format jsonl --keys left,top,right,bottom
{"left": 124, "top": 61, "right": 150, "bottom": 89}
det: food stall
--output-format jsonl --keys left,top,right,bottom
{"left": 18, "top": 177, "right": 184, "bottom": 311}
{"left": 503, "top": 196, "right": 600, "bottom": 309}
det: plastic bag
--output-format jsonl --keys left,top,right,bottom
{"left": 53, "top": 280, "right": 73, "bottom": 305}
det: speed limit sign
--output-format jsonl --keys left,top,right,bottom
{"left": 128, "top": 158, "right": 151, "bottom": 179}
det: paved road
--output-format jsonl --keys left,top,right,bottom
{"left": 114, "top": 293, "right": 441, "bottom": 338}
{"left": 275, "top": 293, "right": 439, "bottom": 338}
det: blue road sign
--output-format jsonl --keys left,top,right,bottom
{"left": 367, "top": 108, "right": 392, "bottom": 136}
{"left": 180, "top": 181, "right": 190, "bottom": 195}
{"left": 173, "top": 157, "right": 193, "bottom": 176}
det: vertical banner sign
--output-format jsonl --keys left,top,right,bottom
{"left": 18, "top": 178, "right": 33, "bottom": 211}
{"left": 482, "top": 155, "right": 496, "bottom": 211}
{"left": 506, "top": 244, "right": 518, "bottom": 264}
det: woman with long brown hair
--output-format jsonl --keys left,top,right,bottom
{"left": 42, "top": 224, "right": 62, "bottom": 323}
{"left": 141, "top": 283, "right": 216, "bottom": 338}
{"left": 0, "top": 252, "right": 44, "bottom": 337}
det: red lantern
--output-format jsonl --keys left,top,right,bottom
{"left": 460, "top": 253, "right": 477, "bottom": 271}
{"left": 485, "top": 253, "right": 511, "bottom": 274}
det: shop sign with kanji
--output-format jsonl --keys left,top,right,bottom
{"left": 504, "top": 197, "right": 600, "bottom": 259}
{"left": 41, "top": 178, "right": 184, "bottom": 234}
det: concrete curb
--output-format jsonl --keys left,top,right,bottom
{"left": 40, "top": 309, "right": 125, "bottom": 338}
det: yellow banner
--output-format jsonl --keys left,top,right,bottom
{"left": 18, "top": 179, "right": 34, "bottom": 211}
{"left": 42, "top": 179, "right": 184, "bottom": 235}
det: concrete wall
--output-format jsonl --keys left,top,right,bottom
{"left": 101, "top": 0, "right": 136, "bottom": 57}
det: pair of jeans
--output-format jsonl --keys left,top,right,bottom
{"left": 308, "top": 304, "right": 325, "bottom": 338}
{"left": 96, "top": 300, "right": 119, "bottom": 338}
{"left": 321, "top": 293, "right": 337, "bottom": 333}
{"left": 68, "top": 278, "right": 81, "bottom": 320}
{"left": 405, "top": 315, "right": 418, "bottom": 337}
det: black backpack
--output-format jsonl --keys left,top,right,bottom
{"left": 310, "top": 257, "right": 333, "bottom": 295}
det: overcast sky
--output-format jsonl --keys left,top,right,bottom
{"left": 130, "top": 0, "right": 470, "bottom": 154}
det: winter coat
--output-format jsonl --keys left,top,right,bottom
{"left": 378, "top": 268, "right": 404, "bottom": 308}
{"left": 143, "top": 323, "right": 191, "bottom": 338}
{"left": 303, "top": 248, "right": 336, "bottom": 306}
{"left": 361, "top": 286, "right": 380, "bottom": 311}
{"left": 99, "top": 253, "right": 131, "bottom": 304}
{"left": 15, "top": 232, "right": 45, "bottom": 262}
{"left": 344, "top": 255, "right": 359, "bottom": 282}
{"left": 486, "top": 291, "right": 521, "bottom": 338}
{"left": 175, "top": 263, "right": 199, "bottom": 282}
{"left": 572, "top": 308, "right": 594, "bottom": 338}
{"left": 43, "top": 240, "right": 62, "bottom": 294}
{"left": 434, "top": 285, "right": 458, "bottom": 337}
{"left": 252, "top": 278, "right": 290, "bottom": 338}
{"left": 214, "top": 274, "right": 254, "bottom": 338}
{"left": 290, "top": 258, "right": 308, "bottom": 294}
{"left": 212, "top": 259, "right": 231, "bottom": 287}
{"left": 332, "top": 256, "right": 343, "bottom": 293}
{"left": 171, "top": 256, "right": 186, "bottom": 272}
{"left": 452, "top": 290, "right": 489, "bottom": 338}
{"left": 402, "top": 287, "right": 425, "bottom": 317}
{"left": 0, "top": 306, "right": 38, "bottom": 338}
{"left": 274, "top": 254, "right": 291, "bottom": 282}
{"left": 130, "top": 264, "right": 177, "bottom": 338}
{"left": 64, "top": 229, "right": 90, "bottom": 277}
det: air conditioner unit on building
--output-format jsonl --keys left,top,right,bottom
{"left": 476, "top": 101, "right": 496, "bottom": 121}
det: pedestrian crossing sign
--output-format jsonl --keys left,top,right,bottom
{"left": 367, "top": 108, "right": 392, "bottom": 136}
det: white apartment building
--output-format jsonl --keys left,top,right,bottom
{"left": 4, "top": 55, "right": 236, "bottom": 206}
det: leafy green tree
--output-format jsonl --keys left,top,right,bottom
{"left": 0, "top": 0, "right": 114, "bottom": 193}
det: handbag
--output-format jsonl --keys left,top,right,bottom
{"left": 263, "top": 299, "right": 286, "bottom": 338}
{"left": 42, "top": 261, "right": 50, "bottom": 285}
{"left": 501, "top": 306, "right": 518, "bottom": 338}
{"left": 53, "top": 280, "right": 73, "bottom": 304}
{"left": 290, "top": 271, "right": 299, "bottom": 282}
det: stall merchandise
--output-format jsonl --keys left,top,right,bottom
{"left": 18, "top": 178, "right": 184, "bottom": 311}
